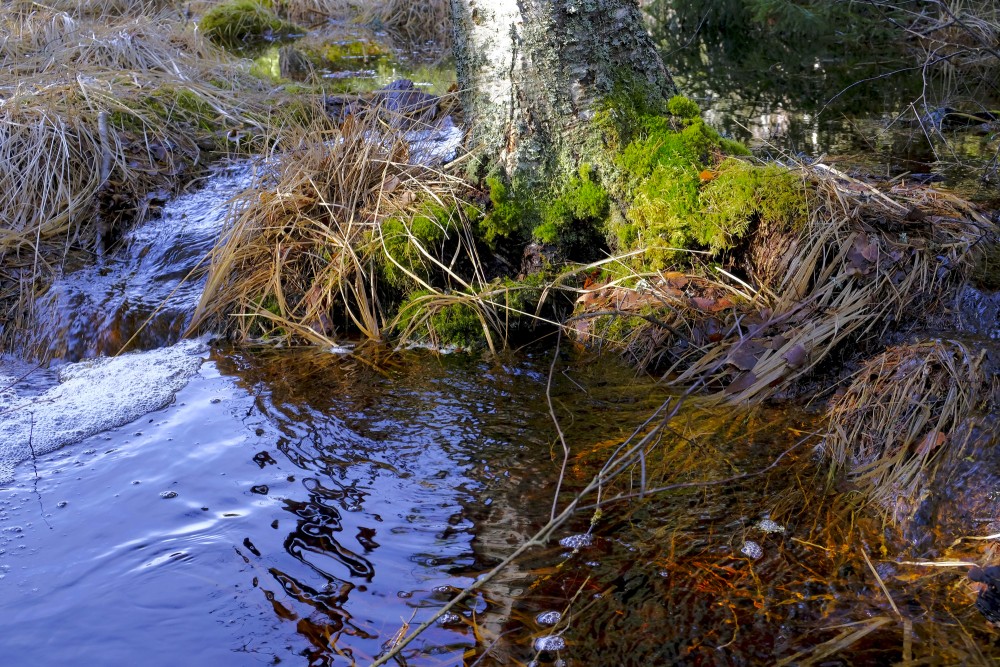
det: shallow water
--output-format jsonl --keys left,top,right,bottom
{"left": 2, "top": 344, "right": 998, "bottom": 665}
{"left": 26, "top": 163, "right": 254, "bottom": 361}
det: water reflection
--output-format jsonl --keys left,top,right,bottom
{"left": 651, "top": 0, "right": 999, "bottom": 196}
{"left": 1, "top": 345, "right": 998, "bottom": 664}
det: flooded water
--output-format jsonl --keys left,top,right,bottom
{"left": 1, "top": 337, "right": 999, "bottom": 665}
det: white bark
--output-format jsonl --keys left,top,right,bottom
{"left": 451, "top": 0, "right": 675, "bottom": 186}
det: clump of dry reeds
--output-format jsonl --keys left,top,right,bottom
{"left": 571, "top": 162, "right": 994, "bottom": 402}
{"left": 825, "top": 339, "right": 996, "bottom": 516}
{"left": 188, "top": 102, "right": 486, "bottom": 347}
{"left": 0, "top": 7, "right": 308, "bottom": 355}
{"left": 354, "top": 0, "right": 452, "bottom": 52}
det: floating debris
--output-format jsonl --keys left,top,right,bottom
{"left": 558, "top": 533, "right": 592, "bottom": 549}
{"left": 755, "top": 518, "right": 785, "bottom": 534}
{"left": 437, "top": 612, "right": 462, "bottom": 626}
{"left": 740, "top": 540, "right": 764, "bottom": 560}
{"left": 535, "top": 610, "right": 562, "bottom": 626}
{"left": 534, "top": 635, "right": 566, "bottom": 652}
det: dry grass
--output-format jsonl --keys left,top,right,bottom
{"left": 0, "top": 7, "right": 311, "bottom": 354}
{"left": 187, "top": 102, "right": 485, "bottom": 347}
{"left": 571, "top": 161, "right": 994, "bottom": 403}
{"left": 354, "top": 0, "right": 452, "bottom": 52}
{"left": 825, "top": 339, "right": 996, "bottom": 515}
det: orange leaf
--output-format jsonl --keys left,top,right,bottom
{"left": 699, "top": 169, "right": 718, "bottom": 182}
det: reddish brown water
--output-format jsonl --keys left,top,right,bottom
{"left": 1, "top": 343, "right": 998, "bottom": 666}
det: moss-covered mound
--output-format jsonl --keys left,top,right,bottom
{"left": 200, "top": 0, "right": 300, "bottom": 47}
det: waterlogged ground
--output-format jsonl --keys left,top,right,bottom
{"left": 1, "top": 343, "right": 999, "bottom": 666}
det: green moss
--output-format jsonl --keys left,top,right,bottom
{"left": 616, "top": 164, "right": 702, "bottom": 268}
{"left": 199, "top": 0, "right": 299, "bottom": 47}
{"left": 380, "top": 201, "right": 462, "bottom": 288}
{"left": 602, "top": 90, "right": 802, "bottom": 268}
{"left": 698, "top": 158, "right": 809, "bottom": 252}
{"left": 532, "top": 164, "right": 610, "bottom": 258}
{"left": 720, "top": 137, "right": 752, "bottom": 157}
{"left": 477, "top": 177, "right": 535, "bottom": 248}
{"left": 429, "top": 301, "right": 484, "bottom": 348}
{"left": 395, "top": 290, "right": 486, "bottom": 349}
{"left": 667, "top": 95, "right": 701, "bottom": 119}
{"left": 321, "top": 40, "right": 390, "bottom": 66}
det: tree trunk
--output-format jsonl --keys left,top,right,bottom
{"left": 450, "top": 0, "right": 675, "bottom": 188}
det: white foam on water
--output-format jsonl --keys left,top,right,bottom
{"left": 0, "top": 339, "right": 207, "bottom": 484}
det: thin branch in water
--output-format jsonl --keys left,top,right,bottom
{"left": 548, "top": 329, "right": 570, "bottom": 523}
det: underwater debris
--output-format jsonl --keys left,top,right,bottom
{"left": 970, "top": 566, "right": 1000, "bottom": 623}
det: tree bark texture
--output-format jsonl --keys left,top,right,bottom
{"left": 450, "top": 0, "right": 676, "bottom": 187}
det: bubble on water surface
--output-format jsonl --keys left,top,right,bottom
{"left": 740, "top": 540, "right": 764, "bottom": 560}
{"left": 533, "top": 635, "right": 566, "bottom": 651}
{"left": 558, "top": 533, "right": 592, "bottom": 549}
{"left": 436, "top": 612, "right": 462, "bottom": 626}
{"left": 535, "top": 610, "right": 562, "bottom": 626}
{"left": 0, "top": 339, "right": 206, "bottom": 484}
{"left": 755, "top": 518, "right": 785, "bottom": 534}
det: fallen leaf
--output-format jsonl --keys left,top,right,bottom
{"left": 662, "top": 272, "right": 689, "bottom": 289}
{"left": 728, "top": 349, "right": 759, "bottom": 371}
{"left": 782, "top": 344, "right": 808, "bottom": 368}
{"left": 724, "top": 372, "right": 758, "bottom": 395}
{"left": 916, "top": 431, "right": 947, "bottom": 456}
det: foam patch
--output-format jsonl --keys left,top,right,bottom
{"left": 0, "top": 339, "right": 206, "bottom": 484}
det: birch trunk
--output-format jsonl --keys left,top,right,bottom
{"left": 450, "top": 0, "right": 675, "bottom": 188}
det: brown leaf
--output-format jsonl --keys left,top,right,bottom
{"left": 916, "top": 431, "right": 947, "bottom": 456}
{"left": 724, "top": 372, "right": 758, "bottom": 395}
{"left": 691, "top": 296, "right": 732, "bottom": 313}
{"left": 690, "top": 296, "right": 715, "bottom": 312}
{"left": 728, "top": 349, "right": 759, "bottom": 371}
{"left": 662, "top": 272, "right": 689, "bottom": 289}
{"left": 782, "top": 344, "right": 808, "bottom": 369}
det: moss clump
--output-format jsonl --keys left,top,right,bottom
{"left": 478, "top": 176, "right": 536, "bottom": 248}
{"left": 199, "top": 0, "right": 299, "bottom": 47}
{"left": 615, "top": 164, "right": 701, "bottom": 267}
{"left": 600, "top": 92, "right": 803, "bottom": 269}
{"left": 533, "top": 164, "right": 610, "bottom": 259}
{"left": 667, "top": 95, "right": 701, "bottom": 119}
{"left": 380, "top": 201, "right": 463, "bottom": 288}
{"left": 396, "top": 290, "right": 486, "bottom": 349}
{"left": 698, "top": 158, "right": 809, "bottom": 252}
{"left": 429, "top": 302, "right": 484, "bottom": 348}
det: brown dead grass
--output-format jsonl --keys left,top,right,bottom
{"left": 570, "top": 162, "right": 994, "bottom": 403}
{"left": 825, "top": 339, "right": 996, "bottom": 515}
{"left": 187, "top": 103, "right": 478, "bottom": 347}
{"left": 0, "top": 7, "right": 311, "bottom": 355}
